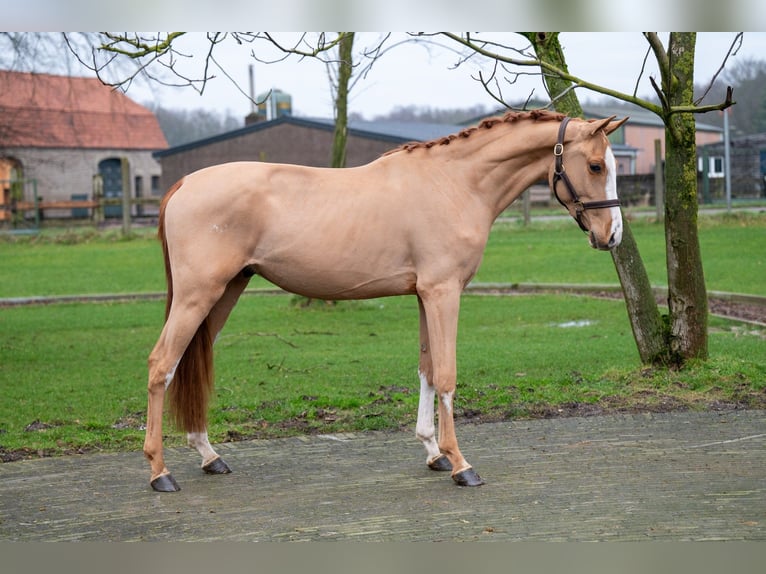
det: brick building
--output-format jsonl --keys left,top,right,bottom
{"left": 153, "top": 116, "right": 463, "bottom": 191}
{"left": 0, "top": 71, "right": 167, "bottom": 220}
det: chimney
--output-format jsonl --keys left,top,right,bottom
{"left": 245, "top": 64, "right": 265, "bottom": 125}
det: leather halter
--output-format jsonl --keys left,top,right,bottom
{"left": 551, "top": 117, "right": 621, "bottom": 233}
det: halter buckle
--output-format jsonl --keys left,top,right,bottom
{"left": 553, "top": 142, "right": 564, "bottom": 157}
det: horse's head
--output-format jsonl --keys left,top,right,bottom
{"left": 548, "top": 116, "right": 628, "bottom": 251}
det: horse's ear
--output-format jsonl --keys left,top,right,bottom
{"left": 592, "top": 115, "right": 629, "bottom": 136}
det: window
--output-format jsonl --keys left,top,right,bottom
{"left": 151, "top": 176, "right": 161, "bottom": 196}
{"left": 699, "top": 155, "right": 724, "bottom": 178}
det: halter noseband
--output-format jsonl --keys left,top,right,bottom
{"left": 551, "top": 116, "right": 621, "bottom": 233}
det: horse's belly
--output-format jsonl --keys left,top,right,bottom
{"left": 255, "top": 260, "right": 417, "bottom": 300}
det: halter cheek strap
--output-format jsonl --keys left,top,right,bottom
{"left": 551, "top": 117, "right": 621, "bottom": 233}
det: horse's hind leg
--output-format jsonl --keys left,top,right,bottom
{"left": 145, "top": 275, "right": 231, "bottom": 491}
{"left": 185, "top": 273, "right": 251, "bottom": 475}
{"left": 145, "top": 303, "right": 215, "bottom": 491}
{"left": 187, "top": 430, "right": 231, "bottom": 474}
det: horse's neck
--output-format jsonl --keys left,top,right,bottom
{"left": 377, "top": 119, "right": 561, "bottom": 222}
{"left": 451, "top": 122, "right": 559, "bottom": 219}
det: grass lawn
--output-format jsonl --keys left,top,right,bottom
{"left": 476, "top": 212, "right": 766, "bottom": 295}
{"left": 0, "top": 212, "right": 764, "bottom": 459}
{"left": 1, "top": 293, "right": 764, "bottom": 460}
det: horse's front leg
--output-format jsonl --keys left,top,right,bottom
{"left": 418, "top": 285, "right": 485, "bottom": 487}
{"left": 416, "top": 297, "right": 452, "bottom": 472}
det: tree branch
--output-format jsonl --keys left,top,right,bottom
{"left": 438, "top": 32, "right": 738, "bottom": 120}
{"left": 438, "top": 32, "right": 664, "bottom": 117}
{"left": 694, "top": 32, "right": 742, "bottom": 106}
{"left": 99, "top": 32, "right": 187, "bottom": 58}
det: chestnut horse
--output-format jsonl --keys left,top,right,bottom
{"left": 145, "top": 110, "right": 627, "bottom": 492}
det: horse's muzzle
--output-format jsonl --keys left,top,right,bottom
{"left": 590, "top": 230, "right": 621, "bottom": 251}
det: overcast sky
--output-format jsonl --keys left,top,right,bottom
{"left": 122, "top": 32, "right": 765, "bottom": 122}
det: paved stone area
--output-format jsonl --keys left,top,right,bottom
{"left": 1, "top": 410, "right": 764, "bottom": 541}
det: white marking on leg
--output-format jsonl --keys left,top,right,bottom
{"left": 605, "top": 147, "right": 622, "bottom": 246}
{"left": 164, "top": 358, "right": 180, "bottom": 390}
{"left": 187, "top": 430, "right": 220, "bottom": 467}
{"left": 440, "top": 391, "right": 453, "bottom": 416}
{"left": 415, "top": 370, "right": 441, "bottom": 462}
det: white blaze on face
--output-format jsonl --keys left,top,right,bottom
{"left": 605, "top": 147, "right": 622, "bottom": 246}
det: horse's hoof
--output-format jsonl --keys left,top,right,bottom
{"left": 151, "top": 473, "right": 181, "bottom": 492}
{"left": 428, "top": 454, "right": 453, "bottom": 472}
{"left": 202, "top": 457, "right": 232, "bottom": 475}
{"left": 452, "top": 467, "right": 485, "bottom": 487}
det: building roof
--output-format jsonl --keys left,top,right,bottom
{"left": 155, "top": 113, "right": 640, "bottom": 163}
{"left": 466, "top": 104, "right": 724, "bottom": 133}
{"left": 584, "top": 104, "right": 723, "bottom": 133}
{"left": 699, "top": 131, "right": 766, "bottom": 150}
{"left": 154, "top": 115, "right": 464, "bottom": 158}
{"left": 0, "top": 70, "right": 167, "bottom": 150}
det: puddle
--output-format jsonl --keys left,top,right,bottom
{"left": 552, "top": 320, "right": 596, "bottom": 328}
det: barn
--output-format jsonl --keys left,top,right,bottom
{"left": 153, "top": 115, "right": 464, "bottom": 192}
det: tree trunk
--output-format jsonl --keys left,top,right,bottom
{"left": 330, "top": 32, "right": 354, "bottom": 169}
{"left": 662, "top": 33, "right": 708, "bottom": 363}
{"left": 524, "top": 32, "right": 668, "bottom": 364}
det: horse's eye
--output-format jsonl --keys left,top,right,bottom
{"left": 589, "top": 163, "right": 602, "bottom": 174}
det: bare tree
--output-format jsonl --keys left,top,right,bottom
{"left": 520, "top": 32, "right": 667, "bottom": 366}
{"left": 65, "top": 32, "right": 402, "bottom": 169}
{"left": 247, "top": 33, "right": 361, "bottom": 169}
{"left": 437, "top": 32, "right": 737, "bottom": 366}
{"left": 249, "top": 33, "right": 411, "bottom": 168}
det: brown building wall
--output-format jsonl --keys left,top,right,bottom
{"left": 625, "top": 125, "right": 722, "bottom": 174}
{"left": 157, "top": 123, "right": 402, "bottom": 192}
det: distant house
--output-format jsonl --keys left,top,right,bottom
{"left": 584, "top": 104, "right": 723, "bottom": 174}
{"left": 0, "top": 70, "right": 167, "bottom": 220}
{"left": 154, "top": 115, "right": 463, "bottom": 191}
{"left": 698, "top": 132, "right": 766, "bottom": 200}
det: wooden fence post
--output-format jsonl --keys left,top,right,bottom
{"left": 522, "top": 188, "right": 531, "bottom": 226}
{"left": 92, "top": 174, "right": 104, "bottom": 224}
{"left": 121, "top": 157, "right": 131, "bottom": 236}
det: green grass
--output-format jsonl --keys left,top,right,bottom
{"left": 1, "top": 212, "right": 764, "bottom": 459}
{"left": 475, "top": 212, "right": 766, "bottom": 295}
{"left": 1, "top": 294, "right": 764, "bottom": 459}
{"left": 0, "top": 227, "right": 167, "bottom": 297}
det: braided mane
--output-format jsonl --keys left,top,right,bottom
{"left": 383, "top": 109, "right": 567, "bottom": 156}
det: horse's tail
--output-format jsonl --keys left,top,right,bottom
{"left": 158, "top": 178, "right": 214, "bottom": 433}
